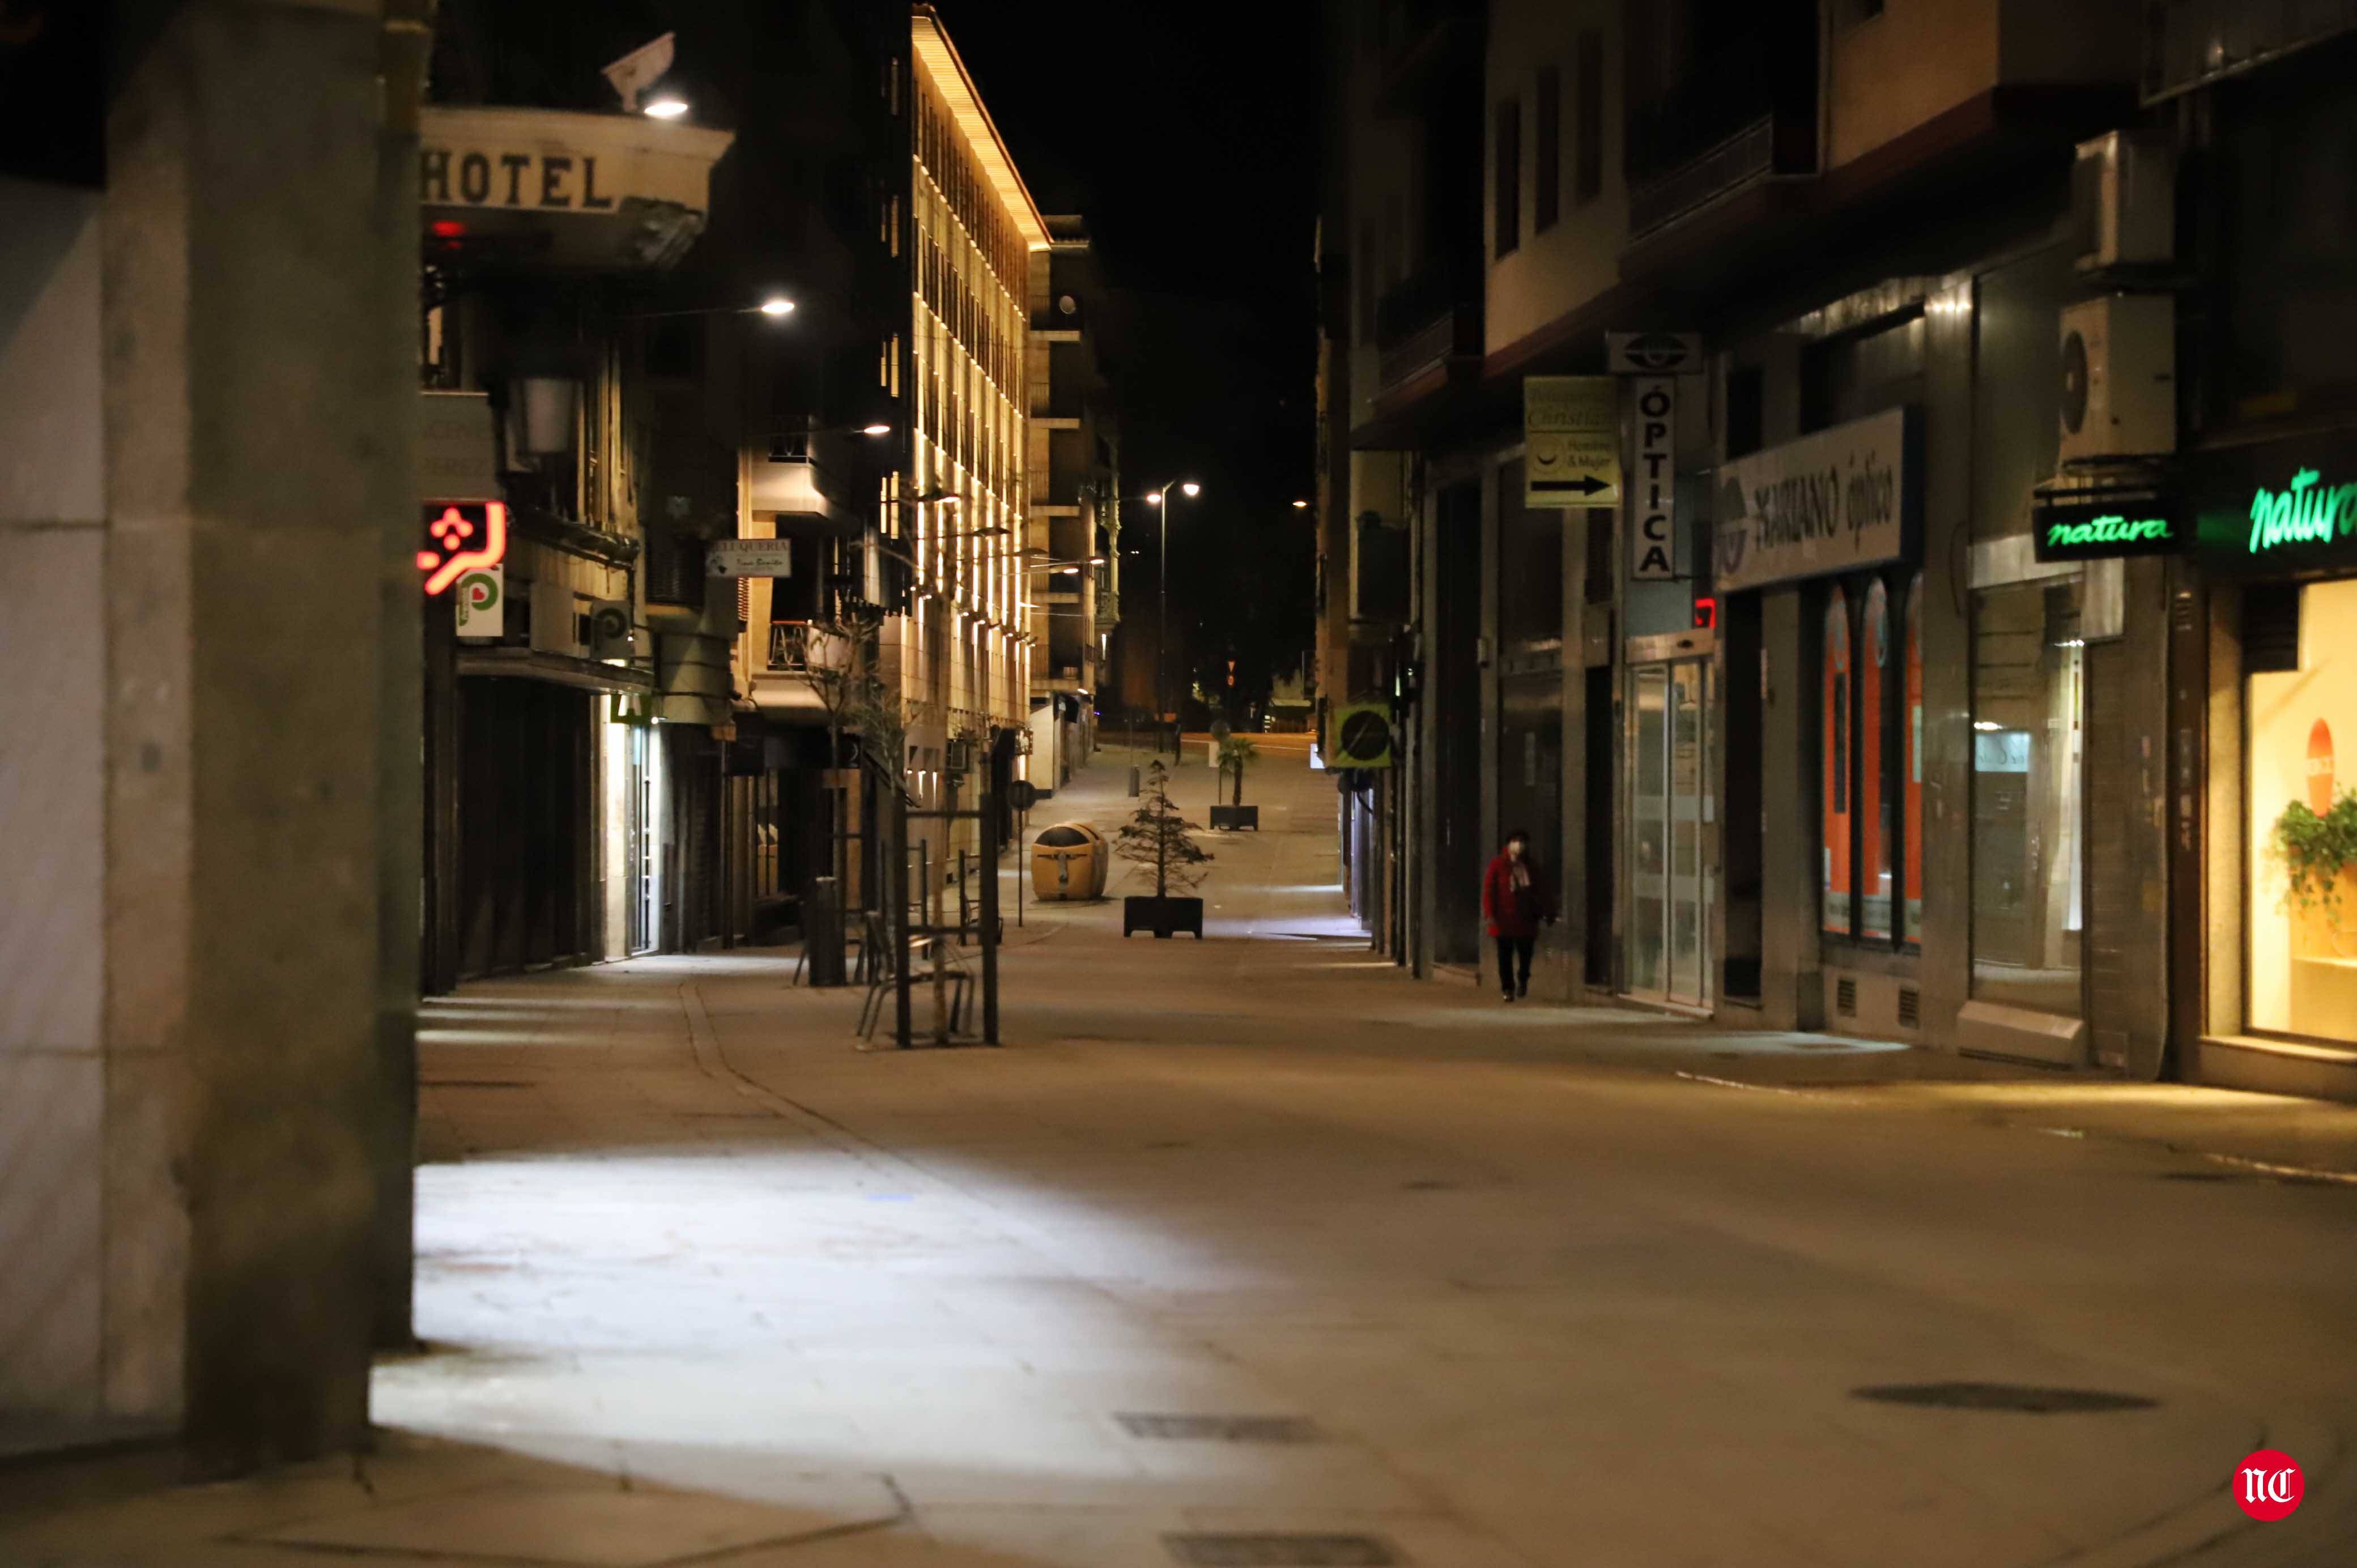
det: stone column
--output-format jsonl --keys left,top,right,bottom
{"left": 0, "top": 0, "right": 412, "bottom": 1474}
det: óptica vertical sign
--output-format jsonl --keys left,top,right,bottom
{"left": 1630, "top": 378, "right": 1677, "bottom": 581}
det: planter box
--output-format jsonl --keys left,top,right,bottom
{"left": 1208, "top": 804, "right": 1260, "bottom": 831}
{"left": 1124, "top": 894, "right": 1205, "bottom": 939}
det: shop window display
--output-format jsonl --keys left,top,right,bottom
{"left": 2248, "top": 577, "right": 2357, "bottom": 1045}
{"left": 1969, "top": 578, "right": 2084, "bottom": 1015}
{"left": 1822, "top": 587, "right": 1853, "bottom": 935}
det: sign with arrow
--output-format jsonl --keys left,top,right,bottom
{"left": 1524, "top": 376, "right": 1621, "bottom": 508}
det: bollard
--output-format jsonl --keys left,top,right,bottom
{"left": 805, "top": 876, "right": 847, "bottom": 987}
{"left": 1128, "top": 765, "right": 1141, "bottom": 796}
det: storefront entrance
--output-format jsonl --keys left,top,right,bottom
{"left": 1625, "top": 652, "right": 1715, "bottom": 1007}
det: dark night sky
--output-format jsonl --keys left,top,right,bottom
{"left": 932, "top": 0, "right": 1323, "bottom": 709}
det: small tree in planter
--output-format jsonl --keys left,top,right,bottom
{"left": 2271, "top": 787, "right": 2357, "bottom": 957}
{"left": 1210, "top": 734, "right": 1260, "bottom": 830}
{"left": 1117, "top": 760, "right": 1213, "bottom": 937}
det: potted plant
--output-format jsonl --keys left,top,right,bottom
{"left": 1117, "top": 760, "right": 1213, "bottom": 937}
{"left": 2271, "top": 787, "right": 2357, "bottom": 957}
{"left": 1209, "top": 734, "right": 1260, "bottom": 830}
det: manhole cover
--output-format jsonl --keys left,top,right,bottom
{"left": 1118, "top": 1413, "right": 1322, "bottom": 1443}
{"left": 1163, "top": 1535, "right": 1400, "bottom": 1566}
{"left": 1852, "top": 1382, "right": 2157, "bottom": 1414}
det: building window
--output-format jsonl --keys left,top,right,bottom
{"left": 1969, "top": 576, "right": 2084, "bottom": 1015}
{"left": 1822, "top": 586, "right": 1853, "bottom": 936}
{"left": 1574, "top": 29, "right": 1603, "bottom": 206}
{"left": 1860, "top": 579, "right": 1892, "bottom": 940}
{"left": 1904, "top": 572, "right": 1924, "bottom": 945}
{"left": 1823, "top": 573, "right": 1917, "bottom": 947}
{"left": 2247, "top": 577, "right": 2357, "bottom": 1045}
{"left": 1494, "top": 96, "right": 1521, "bottom": 258}
{"left": 1534, "top": 66, "right": 1561, "bottom": 234}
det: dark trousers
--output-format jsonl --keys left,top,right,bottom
{"left": 1495, "top": 935, "right": 1534, "bottom": 996}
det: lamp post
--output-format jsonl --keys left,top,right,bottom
{"left": 1145, "top": 480, "right": 1199, "bottom": 756}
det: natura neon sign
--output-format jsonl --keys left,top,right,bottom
{"left": 2248, "top": 468, "right": 2357, "bottom": 555}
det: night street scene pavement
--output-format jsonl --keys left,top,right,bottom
{"left": 10, "top": 2, "right": 2357, "bottom": 1565}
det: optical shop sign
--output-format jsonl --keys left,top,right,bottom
{"left": 1710, "top": 407, "right": 1920, "bottom": 593}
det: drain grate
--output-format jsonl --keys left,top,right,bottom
{"left": 1853, "top": 1382, "right": 2157, "bottom": 1414}
{"left": 1163, "top": 1534, "right": 1400, "bottom": 1566}
{"left": 1835, "top": 977, "right": 1858, "bottom": 1017}
{"left": 1897, "top": 986, "right": 1920, "bottom": 1028}
{"left": 1118, "top": 1413, "right": 1322, "bottom": 1443}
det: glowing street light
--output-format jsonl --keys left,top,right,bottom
{"left": 861, "top": 423, "right": 892, "bottom": 436}
{"left": 643, "top": 94, "right": 690, "bottom": 120}
{"left": 1291, "top": 498, "right": 1309, "bottom": 509}
{"left": 1147, "top": 478, "right": 1201, "bottom": 754}
{"left": 758, "top": 297, "right": 796, "bottom": 317}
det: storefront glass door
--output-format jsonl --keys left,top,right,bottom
{"left": 1626, "top": 657, "right": 1715, "bottom": 1007}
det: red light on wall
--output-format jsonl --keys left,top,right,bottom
{"left": 420, "top": 501, "right": 507, "bottom": 595}
{"left": 1692, "top": 596, "right": 1718, "bottom": 631}
{"left": 429, "top": 220, "right": 466, "bottom": 238}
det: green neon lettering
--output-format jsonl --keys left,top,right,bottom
{"left": 2045, "top": 514, "right": 2172, "bottom": 551}
{"left": 2248, "top": 469, "right": 2357, "bottom": 553}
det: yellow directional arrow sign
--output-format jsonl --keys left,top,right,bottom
{"left": 1523, "top": 376, "right": 1620, "bottom": 508}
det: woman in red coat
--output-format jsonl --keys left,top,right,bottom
{"left": 1482, "top": 828, "right": 1554, "bottom": 1002}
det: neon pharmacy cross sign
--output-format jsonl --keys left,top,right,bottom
{"left": 418, "top": 501, "right": 508, "bottom": 594}
{"left": 2248, "top": 468, "right": 2357, "bottom": 555}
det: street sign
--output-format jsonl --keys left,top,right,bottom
{"left": 1607, "top": 331, "right": 1702, "bottom": 375}
{"left": 1630, "top": 378, "right": 1677, "bottom": 580}
{"left": 1329, "top": 701, "right": 1394, "bottom": 768}
{"left": 707, "top": 539, "right": 794, "bottom": 577}
{"left": 454, "top": 564, "right": 503, "bottom": 638}
{"left": 1007, "top": 779, "right": 1040, "bottom": 811}
{"left": 1524, "top": 376, "right": 1620, "bottom": 508}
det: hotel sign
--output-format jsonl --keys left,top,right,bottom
{"left": 1710, "top": 407, "right": 1919, "bottom": 593}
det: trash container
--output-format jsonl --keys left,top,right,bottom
{"left": 1031, "top": 822, "right": 1109, "bottom": 901}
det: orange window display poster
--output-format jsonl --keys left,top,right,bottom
{"left": 1823, "top": 587, "right": 1853, "bottom": 935}
{"left": 1861, "top": 580, "right": 1891, "bottom": 940}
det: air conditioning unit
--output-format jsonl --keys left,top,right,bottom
{"left": 588, "top": 599, "right": 635, "bottom": 659}
{"left": 531, "top": 581, "right": 589, "bottom": 658}
{"left": 2070, "top": 131, "right": 2175, "bottom": 273}
{"left": 2058, "top": 295, "right": 2175, "bottom": 465}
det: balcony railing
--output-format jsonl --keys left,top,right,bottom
{"left": 2144, "top": 0, "right": 2357, "bottom": 101}
{"left": 1626, "top": 110, "right": 1816, "bottom": 240}
{"left": 765, "top": 620, "right": 850, "bottom": 676}
{"left": 1374, "top": 259, "right": 1483, "bottom": 395}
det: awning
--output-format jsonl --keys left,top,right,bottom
{"left": 420, "top": 106, "right": 735, "bottom": 271}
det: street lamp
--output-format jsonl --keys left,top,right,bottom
{"left": 1144, "top": 479, "right": 1201, "bottom": 755}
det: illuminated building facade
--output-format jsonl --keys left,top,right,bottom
{"left": 895, "top": 9, "right": 1051, "bottom": 855}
